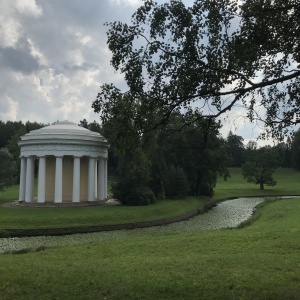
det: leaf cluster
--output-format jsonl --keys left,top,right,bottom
{"left": 94, "top": 0, "right": 300, "bottom": 139}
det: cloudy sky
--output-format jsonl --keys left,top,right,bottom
{"left": 0, "top": 0, "right": 275, "bottom": 144}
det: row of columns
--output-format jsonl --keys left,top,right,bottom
{"left": 19, "top": 155, "right": 107, "bottom": 203}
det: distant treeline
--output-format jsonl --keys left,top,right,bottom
{"left": 1, "top": 119, "right": 300, "bottom": 199}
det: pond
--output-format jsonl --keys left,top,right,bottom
{"left": 0, "top": 197, "right": 265, "bottom": 254}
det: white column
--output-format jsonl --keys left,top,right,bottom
{"left": 54, "top": 156, "right": 63, "bottom": 203}
{"left": 25, "top": 156, "right": 34, "bottom": 202}
{"left": 95, "top": 159, "right": 97, "bottom": 198}
{"left": 18, "top": 157, "right": 27, "bottom": 202}
{"left": 97, "top": 158, "right": 105, "bottom": 200}
{"left": 88, "top": 157, "right": 96, "bottom": 201}
{"left": 104, "top": 158, "right": 108, "bottom": 199}
{"left": 72, "top": 156, "right": 81, "bottom": 202}
{"left": 37, "top": 156, "right": 46, "bottom": 203}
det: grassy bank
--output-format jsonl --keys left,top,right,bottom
{"left": 0, "top": 196, "right": 207, "bottom": 230}
{"left": 214, "top": 167, "right": 300, "bottom": 200}
{"left": 0, "top": 168, "right": 299, "bottom": 230}
{"left": 0, "top": 198, "right": 299, "bottom": 299}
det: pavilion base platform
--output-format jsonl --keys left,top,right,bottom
{"left": 3, "top": 199, "right": 121, "bottom": 208}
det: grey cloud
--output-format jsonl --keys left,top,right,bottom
{"left": 0, "top": 46, "right": 41, "bottom": 73}
{"left": 0, "top": 0, "right": 141, "bottom": 123}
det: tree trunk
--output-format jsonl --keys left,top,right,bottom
{"left": 259, "top": 177, "right": 264, "bottom": 190}
{"left": 195, "top": 175, "right": 201, "bottom": 196}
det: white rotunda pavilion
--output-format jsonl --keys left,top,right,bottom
{"left": 18, "top": 121, "right": 109, "bottom": 204}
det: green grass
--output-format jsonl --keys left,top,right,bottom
{"left": 0, "top": 168, "right": 299, "bottom": 298}
{"left": 0, "top": 196, "right": 205, "bottom": 229}
{"left": 214, "top": 167, "right": 300, "bottom": 200}
{"left": 0, "top": 179, "right": 207, "bottom": 229}
{"left": 0, "top": 198, "right": 299, "bottom": 299}
{"left": 0, "top": 168, "right": 300, "bottom": 230}
{"left": 0, "top": 183, "right": 21, "bottom": 202}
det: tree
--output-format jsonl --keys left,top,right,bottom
{"left": 242, "top": 145, "right": 279, "bottom": 190}
{"left": 79, "top": 119, "right": 89, "bottom": 129}
{"left": 101, "top": 105, "right": 229, "bottom": 201}
{"left": 0, "top": 148, "right": 16, "bottom": 192}
{"left": 291, "top": 129, "right": 300, "bottom": 170}
{"left": 93, "top": 0, "right": 300, "bottom": 140}
{"left": 226, "top": 131, "right": 245, "bottom": 167}
{"left": 273, "top": 139, "right": 292, "bottom": 168}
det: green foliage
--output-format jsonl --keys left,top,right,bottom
{"left": 79, "top": 119, "right": 102, "bottom": 134}
{"left": 94, "top": 0, "right": 300, "bottom": 140}
{"left": 0, "top": 148, "right": 17, "bottom": 192}
{"left": 111, "top": 177, "right": 156, "bottom": 206}
{"left": 242, "top": 145, "right": 279, "bottom": 190}
{"left": 164, "top": 166, "right": 189, "bottom": 198}
{"left": 0, "top": 121, "right": 45, "bottom": 184}
{"left": 0, "top": 229, "right": 9, "bottom": 238}
{"left": 273, "top": 139, "right": 292, "bottom": 168}
{"left": 226, "top": 131, "right": 245, "bottom": 167}
{"left": 291, "top": 129, "right": 300, "bottom": 170}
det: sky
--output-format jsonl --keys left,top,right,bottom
{"left": 0, "top": 0, "right": 279, "bottom": 145}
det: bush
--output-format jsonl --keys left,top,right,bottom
{"left": 112, "top": 177, "right": 157, "bottom": 206}
{"left": 0, "top": 229, "right": 9, "bottom": 238}
{"left": 164, "top": 166, "right": 190, "bottom": 198}
{"left": 198, "top": 182, "right": 214, "bottom": 197}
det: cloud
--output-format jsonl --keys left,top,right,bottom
{"left": 0, "top": 43, "right": 41, "bottom": 73}
{"left": 0, "top": 16, "right": 22, "bottom": 48}
{"left": 0, "top": 0, "right": 42, "bottom": 48}
{"left": 0, "top": 0, "right": 144, "bottom": 125}
{"left": 0, "top": 96, "right": 19, "bottom": 121}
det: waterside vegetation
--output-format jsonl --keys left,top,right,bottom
{"left": 0, "top": 168, "right": 299, "bottom": 231}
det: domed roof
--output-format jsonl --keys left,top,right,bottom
{"left": 18, "top": 120, "right": 109, "bottom": 158}
{"left": 20, "top": 120, "right": 106, "bottom": 142}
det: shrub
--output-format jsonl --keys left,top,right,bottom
{"left": 164, "top": 166, "right": 189, "bottom": 198}
{"left": 0, "top": 229, "right": 9, "bottom": 238}
{"left": 112, "top": 177, "right": 157, "bottom": 206}
{"left": 198, "top": 182, "right": 214, "bottom": 197}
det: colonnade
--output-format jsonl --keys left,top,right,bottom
{"left": 18, "top": 155, "right": 108, "bottom": 203}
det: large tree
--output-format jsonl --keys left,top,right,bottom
{"left": 291, "top": 129, "right": 300, "bottom": 170}
{"left": 226, "top": 131, "right": 245, "bottom": 167}
{"left": 93, "top": 0, "right": 300, "bottom": 139}
{"left": 242, "top": 144, "right": 279, "bottom": 190}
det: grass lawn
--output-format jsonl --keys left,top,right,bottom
{"left": 0, "top": 168, "right": 299, "bottom": 230}
{"left": 214, "top": 167, "right": 300, "bottom": 200}
{"left": 0, "top": 198, "right": 299, "bottom": 299}
{"left": 0, "top": 196, "right": 206, "bottom": 229}
{"left": 0, "top": 182, "right": 208, "bottom": 230}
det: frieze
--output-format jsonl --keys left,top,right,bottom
{"left": 20, "top": 143, "right": 106, "bottom": 152}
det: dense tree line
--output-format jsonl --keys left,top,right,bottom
{"left": 1, "top": 118, "right": 300, "bottom": 198}
{"left": 0, "top": 121, "right": 45, "bottom": 190}
{"left": 99, "top": 110, "right": 230, "bottom": 205}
